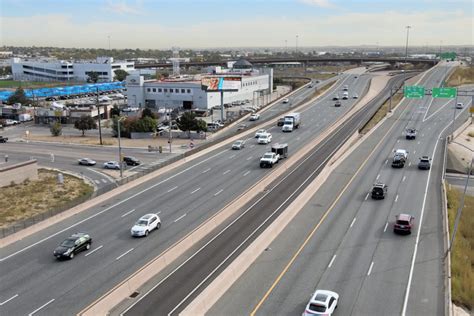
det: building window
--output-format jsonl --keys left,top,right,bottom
{"left": 175, "top": 89, "right": 179, "bottom": 93}
{"left": 158, "top": 88, "right": 162, "bottom": 92}
{"left": 170, "top": 89, "right": 174, "bottom": 93}
{"left": 147, "top": 88, "right": 151, "bottom": 92}
{"left": 187, "top": 89, "right": 191, "bottom": 93}
{"left": 164, "top": 89, "right": 168, "bottom": 93}
{"left": 181, "top": 89, "right": 185, "bottom": 93}
{"left": 152, "top": 88, "right": 156, "bottom": 92}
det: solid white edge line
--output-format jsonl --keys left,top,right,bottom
{"left": 367, "top": 261, "right": 374, "bottom": 276}
{"left": 116, "top": 248, "right": 134, "bottom": 261}
{"left": 214, "top": 189, "right": 224, "bottom": 196}
{"left": 0, "top": 294, "right": 19, "bottom": 306}
{"left": 28, "top": 298, "right": 55, "bottom": 316}
{"left": 328, "top": 255, "right": 337, "bottom": 268}
{"left": 0, "top": 149, "right": 227, "bottom": 262}
{"left": 85, "top": 245, "right": 103, "bottom": 257}
{"left": 120, "top": 209, "right": 136, "bottom": 218}
{"left": 86, "top": 167, "right": 116, "bottom": 183}
{"left": 401, "top": 108, "right": 454, "bottom": 316}
{"left": 383, "top": 222, "right": 388, "bottom": 233}
{"left": 173, "top": 214, "right": 187, "bottom": 223}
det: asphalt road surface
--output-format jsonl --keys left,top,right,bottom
{"left": 209, "top": 63, "right": 469, "bottom": 315}
{"left": 0, "top": 71, "right": 374, "bottom": 315}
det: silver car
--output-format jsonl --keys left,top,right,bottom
{"left": 232, "top": 140, "right": 245, "bottom": 150}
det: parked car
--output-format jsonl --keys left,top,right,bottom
{"left": 371, "top": 182, "right": 388, "bottom": 199}
{"left": 282, "top": 98, "right": 290, "bottom": 104}
{"left": 53, "top": 233, "right": 92, "bottom": 259}
{"left": 303, "top": 289, "right": 339, "bottom": 316}
{"left": 249, "top": 113, "right": 260, "bottom": 121}
{"left": 103, "top": 161, "right": 120, "bottom": 170}
{"left": 257, "top": 133, "right": 272, "bottom": 144}
{"left": 123, "top": 156, "right": 141, "bottom": 166}
{"left": 255, "top": 129, "right": 267, "bottom": 138}
{"left": 78, "top": 158, "right": 96, "bottom": 166}
{"left": 131, "top": 214, "right": 161, "bottom": 237}
{"left": 394, "top": 214, "right": 415, "bottom": 234}
{"left": 418, "top": 156, "right": 431, "bottom": 170}
{"left": 232, "top": 140, "right": 245, "bottom": 150}
{"left": 406, "top": 128, "right": 417, "bottom": 140}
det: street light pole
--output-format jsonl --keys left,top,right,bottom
{"left": 117, "top": 117, "right": 124, "bottom": 178}
{"left": 96, "top": 87, "right": 102, "bottom": 145}
{"left": 404, "top": 26, "right": 412, "bottom": 63}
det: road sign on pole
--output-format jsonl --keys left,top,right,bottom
{"left": 432, "top": 87, "right": 457, "bottom": 98}
{"left": 404, "top": 86, "right": 425, "bottom": 99}
{"left": 440, "top": 52, "right": 456, "bottom": 60}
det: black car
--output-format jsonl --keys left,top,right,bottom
{"left": 0, "top": 136, "right": 8, "bottom": 143}
{"left": 53, "top": 233, "right": 92, "bottom": 259}
{"left": 123, "top": 156, "right": 141, "bottom": 166}
{"left": 418, "top": 156, "right": 431, "bottom": 170}
{"left": 277, "top": 118, "right": 285, "bottom": 127}
{"left": 334, "top": 101, "right": 341, "bottom": 107}
{"left": 371, "top": 182, "right": 388, "bottom": 199}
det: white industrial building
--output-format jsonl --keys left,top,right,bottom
{"left": 11, "top": 57, "right": 134, "bottom": 82}
{"left": 125, "top": 58, "right": 273, "bottom": 111}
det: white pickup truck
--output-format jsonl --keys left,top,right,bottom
{"left": 260, "top": 152, "right": 280, "bottom": 168}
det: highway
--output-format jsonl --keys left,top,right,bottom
{"left": 208, "top": 63, "right": 470, "bottom": 315}
{"left": 118, "top": 73, "right": 413, "bottom": 315}
{"left": 0, "top": 70, "right": 374, "bottom": 315}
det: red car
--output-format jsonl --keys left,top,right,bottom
{"left": 394, "top": 214, "right": 415, "bottom": 234}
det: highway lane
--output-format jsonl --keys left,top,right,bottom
{"left": 0, "top": 72, "right": 372, "bottom": 315}
{"left": 120, "top": 73, "right": 413, "bottom": 315}
{"left": 208, "top": 63, "right": 466, "bottom": 315}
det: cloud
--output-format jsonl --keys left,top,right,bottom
{"left": 299, "top": 0, "right": 333, "bottom": 8}
{"left": 105, "top": 0, "right": 143, "bottom": 15}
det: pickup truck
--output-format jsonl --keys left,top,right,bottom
{"left": 260, "top": 152, "right": 280, "bottom": 168}
{"left": 0, "top": 136, "right": 8, "bottom": 143}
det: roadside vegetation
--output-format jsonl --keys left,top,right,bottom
{"left": 446, "top": 66, "right": 474, "bottom": 87}
{"left": 360, "top": 90, "right": 403, "bottom": 134}
{"left": 446, "top": 186, "right": 474, "bottom": 311}
{"left": 0, "top": 169, "right": 93, "bottom": 229}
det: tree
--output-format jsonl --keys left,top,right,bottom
{"left": 50, "top": 122, "right": 62, "bottom": 136}
{"left": 74, "top": 115, "right": 97, "bottom": 136}
{"left": 110, "top": 105, "right": 120, "bottom": 117}
{"left": 114, "top": 69, "right": 128, "bottom": 81}
{"left": 7, "top": 87, "right": 32, "bottom": 105}
{"left": 87, "top": 71, "right": 99, "bottom": 83}
{"left": 195, "top": 119, "right": 207, "bottom": 133}
{"left": 141, "top": 108, "right": 156, "bottom": 119}
{"left": 131, "top": 116, "right": 156, "bottom": 133}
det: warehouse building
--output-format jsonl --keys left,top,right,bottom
{"left": 12, "top": 57, "right": 134, "bottom": 82}
{"left": 125, "top": 58, "right": 273, "bottom": 111}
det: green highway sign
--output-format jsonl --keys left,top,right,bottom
{"left": 404, "top": 86, "right": 425, "bottom": 99}
{"left": 440, "top": 52, "right": 456, "bottom": 60}
{"left": 432, "top": 87, "right": 457, "bottom": 98}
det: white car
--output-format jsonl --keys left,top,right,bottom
{"left": 103, "top": 161, "right": 120, "bottom": 170}
{"left": 249, "top": 114, "right": 260, "bottom": 121}
{"left": 353, "top": 93, "right": 359, "bottom": 99}
{"left": 130, "top": 214, "right": 161, "bottom": 237}
{"left": 282, "top": 98, "right": 290, "bottom": 103}
{"left": 258, "top": 133, "right": 272, "bottom": 144}
{"left": 303, "top": 289, "right": 339, "bottom": 316}
{"left": 455, "top": 102, "right": 463, "bottom": 109}
{"left": 255, "top": 129, "right": 267, "bottom": 138}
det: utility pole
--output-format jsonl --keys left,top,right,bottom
{"left": 404, "top": 26, "right": 412, "bottom": 63}
{"left": 108, "top": 35, "right": 111, "bottom": 51}
{"left": 295, "top": 35, "right": 299, "bottom": 54}
{"left": 96, "top": 87, "right": 102, "bottom": 145}
{"left": 167, "top": 106, "right": 172, "bottom": 153}
{"left": 117, "top": 117, "right": 123, "bottom": 178}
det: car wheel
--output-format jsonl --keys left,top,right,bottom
{"left": 145, "top": 230, "right": 149, "bottom": 236}
{"left": 86, "top": 243, "right": 90, "bottom": 250}
{"left": 156, "top": 223, "right": 161, "bottom": 230}
{"left": 69, "top": 252, "right": 74, "bottom": 259}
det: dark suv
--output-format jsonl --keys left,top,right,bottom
{"left": 123, "top": 156, "right": 141, "bottom": 166}
{"left": 418, "top": 156, "right": 431, "bottom": 170}
{"left": 53, "top": 233, "right": 92, "bottom": 259}
{"left": 371, "top": 183, "right": 388, "bottom": 199}
{"left": 394, "top": 214, "right": 414, "bottom": 234}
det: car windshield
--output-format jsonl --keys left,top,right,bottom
{"left": 263, "top": 154, "right": 273, "bottom": 159}
{"left": 61, "top": 239, "right": 76, "bottom": 247}
{"left": 135, "top": 219, "right": 148, "bottom": 226}
{"left": 309, "top": 303, "right": 326, "bottom": 312}
{"left": 396, "top": 220, "right": 410, "bottom": 225}
{"left": 373, "top": 187, "right": 383, "bottom": 193}
{"left": 234, "top": 141, "right": 242, "bottom": 145}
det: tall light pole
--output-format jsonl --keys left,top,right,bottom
{"left": 108, "top": 35, "right": 111, "bottom": 51}
{"left": 404, "top": 26, "right": 412, "bottom": 63}
{"left": 117, "top": 116, "right": 125, "bottom": 178}
{"left": 285, "top": 39, "right": 287, "bottom": 53}
{"left": 295, "top": 35, "right": 299, "bottom": 54}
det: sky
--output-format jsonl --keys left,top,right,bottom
{"left": 1, "top": 0, "right": 473, "bottom": 49}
